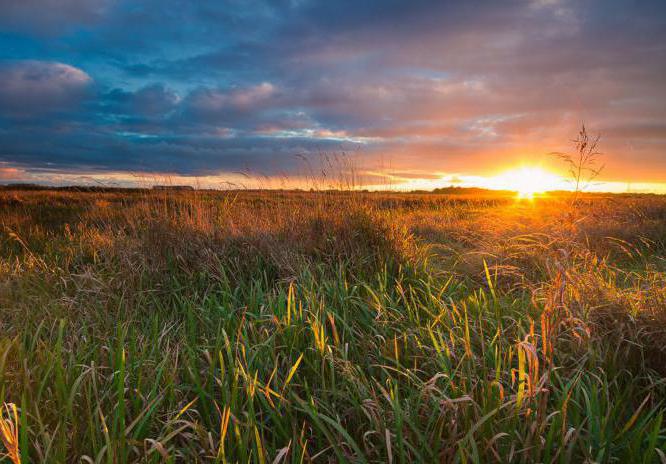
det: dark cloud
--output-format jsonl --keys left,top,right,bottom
{"left": 0, "top": 0, "right": 112, "bottom": 34}
{"left": 0, "top": 61, "right": 92, "bottom": 117}
{"left": 102, "top": 84, "right": 180, "bottom": 117}
{"left": 0, "top": 124, "right": 350, "bottom": 176}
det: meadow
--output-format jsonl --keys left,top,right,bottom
{"left": 0, "top": 188, "right": 665, "bottom": 463}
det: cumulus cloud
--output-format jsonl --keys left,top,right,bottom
{"left": 0, "top": 61, "right": 92, "bottom": 117}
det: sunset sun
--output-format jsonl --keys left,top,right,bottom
{"left": 491, "top": 167, "right": 563, "bottom": 199}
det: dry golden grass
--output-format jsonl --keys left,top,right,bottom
{"left": 0, "top": 403, "right": 20, "bottom": 464}
{"left": 0, "top": 188, "right": 664, "bottom": 462}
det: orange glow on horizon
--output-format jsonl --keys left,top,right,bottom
{"left": 485, "top": 167, "right": 565, "bottom": 199}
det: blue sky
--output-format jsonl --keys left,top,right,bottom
{"left": 0, "top": 0, "right": 665, "bottom": 189}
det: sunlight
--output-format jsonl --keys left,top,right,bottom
{"left": 490, "top": 167, "right": 563, "bottom": 199}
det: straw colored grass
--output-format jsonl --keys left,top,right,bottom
{"left": 0, "top": 188, "right": 664, "bottom": 462}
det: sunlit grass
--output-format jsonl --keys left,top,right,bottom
{"left": 0, "top": 189, "right": 664, "bottom": 462}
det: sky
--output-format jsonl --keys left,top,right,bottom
{"left": 0, "top": 0, "right": 665, "bottom": 191}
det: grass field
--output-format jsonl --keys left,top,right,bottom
{"left": 0, "top": 188, "right": 665, "bottom": 463}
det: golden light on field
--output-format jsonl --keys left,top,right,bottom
{"left": 489, "top": 167, "right": 564, "bottom": 199}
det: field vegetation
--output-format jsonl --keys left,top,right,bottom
{"left": 0, "top": 187, "right": 665, "bottom": 462}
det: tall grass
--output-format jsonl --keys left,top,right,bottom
{"left": 0, "top": 189, "right": 665, "bottom": 462}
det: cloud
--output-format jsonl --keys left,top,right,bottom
{"left": 0, "top": 0, "right": 112, "bottom": 34}
{"left": 0, "top": 61, "right": 92, "bottom": 117}
{"left": 102, "top": 84, "right": 180, "bottom": 117}
{"left": 0, "top": 126, "right": 347, "bottom": 176}
{"left": 184, "top": 83, "right": 276, "bottom": 115}
{"left": 0, "top": 166, "right": 23, "bottom": 180}
{"left": 174, "top": 82, "right": 311, "bottom": 133}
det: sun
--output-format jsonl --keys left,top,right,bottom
{"left": 491, "top": 167, "right": 563, "bottom": 199}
